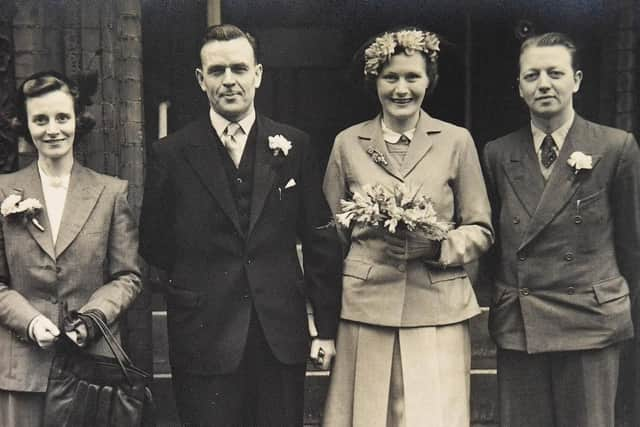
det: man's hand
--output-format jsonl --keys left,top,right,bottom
{"left": 310, "top": 338, "right": 336, "bottom": 370}
{"left": 384, "top": 230, "right": 441, "bottom": 261}
{"left": 29, "top": 315, "right": 60, "bottom": 349}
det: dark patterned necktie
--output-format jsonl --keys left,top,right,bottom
{"left": 540, "top": 134, "right": 557, "bottom": 168}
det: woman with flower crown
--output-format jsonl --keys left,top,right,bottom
{"left": 322, "top": 28, "right": 494, "bottom": 426}
{"left": 0, "top": 71, "right": 141, "bottom": 426}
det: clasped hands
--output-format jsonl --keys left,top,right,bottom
{"left": 382, "top": 229, "right": 441, "bottom": 261}
{"left": 310, "top": 338, "right": 336, "bottom": 370}
{"left": 29, "top": 313, "right": 92, "bottom": 349}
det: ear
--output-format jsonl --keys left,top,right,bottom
{"left": 254, "top": 63, "right": 263, "bottom": 89}
{"left": 573, "top": 70, "right": 583, "bottom": 93}
{"left": 195, "top": 68, "right": 206, "bottom": 92}
{"left": 517, "top": 78, "right": 524, "bottom": 98}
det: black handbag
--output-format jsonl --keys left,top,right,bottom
{"left": 44, "top": 311, "right": 155, "bottom": 427}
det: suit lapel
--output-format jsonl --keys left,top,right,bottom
{"left": 248, "top": 115, "right": 277, "bottom": 235}
{"left": 356, "top": 116, "right": 404, "bottom": 181}
{"left": 501, "top": 127, "right": 545, "bottom": 217}
{"left": 55, "top": 163, "right": 104, "bottom": 257}
{"left": 519, "top": 116, "right": 599, "bottom": 250}
{"left": 183, "top": 118, "right": 242, "bottom": 235}
{"left": 399, "top": 112, "right": 437, "bottom": 177}
{"left": 19, "top": 163, "right": 55, "bottom": 260}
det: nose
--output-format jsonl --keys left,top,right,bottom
{"left": 45, "top": 121, "right": 60, "bottom": 135}
{"left": 222, "top": 68, "right": 235, "bottom": 86}
{"left": 537, "top": 72, "right": 551, "bottom": 89}
{"left": 394, "top": 78, "right": 409, "bottom": 96}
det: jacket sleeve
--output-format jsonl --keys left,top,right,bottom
{"left": 322, "top": 135, "right": 351, "bottom": 252}
{"left": 139, "top": 142, "right": 176, "bottom": 271}
{"left": 611, "top": 133, "right": 640, "bottom": 302}
{"left": 297, "top": 137, "right": 342, "bottom": 339}
{"left": 437, "top": 131, "right": 494, "bottom": 267}
{"left": 80, "top": 180, "right": 142, "bottom": 324}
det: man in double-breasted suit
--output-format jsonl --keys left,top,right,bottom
{"left": 483, "top": 32, "right": 640, "bottom": 427}
{"left": 139, "top": 24, "right": 342, "bottom": 426}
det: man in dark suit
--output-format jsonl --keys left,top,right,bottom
{"left": 139, "top": 24, "right": 342, "bottom": 426}
{"left": 483, "top": 32, "right": 640, "bottom": 427}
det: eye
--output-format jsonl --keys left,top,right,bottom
{"left": 32, "top": 115, "right": 48, "bottom": 125}
{"left": 56, "top": 113, "right": 71, "bottom": 123}
{"left": 522, "top": 71, "right": 538, "bottom": 82}
{"left": 549, "top": 70, "right": 564, "bottom": 78}
{"left": 381, "top": 73, "right": 398, "bottom": 82}
{"left": 231, "top": 64, "right": 249, "bottom": 74}
{"left": 208, "top": 66, "right": 226, "bottom": 76}
{"left": 406, "top": 73, "right": 422, "bottom": 82}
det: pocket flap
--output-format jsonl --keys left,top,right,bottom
{"left": 166, "top": 287, "right": 205, "bottom": 308}
{"left": 428, "top": 267, "right": 468, "bottom": 284}
{"left": 343, "top": 259, "right": 372, "bottom": 280}
{"left": 592, "top": 277, "right": 629, "bottom": 304}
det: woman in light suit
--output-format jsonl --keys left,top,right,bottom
{"left": 0, "top": 71, "right": 141, "bottom": 426}
{"left": 322, "top": 28, "right": 493, "bottom": 427}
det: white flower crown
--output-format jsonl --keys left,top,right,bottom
{"left": 364, "top": 30, "right": 440, "bottom": 77}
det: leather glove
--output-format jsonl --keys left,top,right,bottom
{"left": 384, "top": 229, "right": 441, "bottom": 261}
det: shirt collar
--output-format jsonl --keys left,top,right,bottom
{"left": 38, "top": 160, "right": 72, "bottom": 190}
{"left": 381, "top": 119, "right": 416, "bottom": 144}
{"left": 209, "top": 107, "right": 256, "bottom": 138}
{"left": 531, "top": 109, "right": 575, "bottom": 153}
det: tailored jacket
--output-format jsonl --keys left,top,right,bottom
{"left": 0, "top": 162, "right": 142, "bottom": 392}
{"left": 483, "top": 115, "right": 640, "bottom": 353}
{"left": 323, "top": 111, "right": 494, "bottom": 327}
{"left": 139, "top": 114, "right": 342, "bottom": 375}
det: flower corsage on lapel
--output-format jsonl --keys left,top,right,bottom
{"left": 366, "top": 146, "right": 388, "bottom": 166}
{"left": 567, "top": 151, "right": 593, "bottom": 175}
{"left": 268, "top": 134, "right": 292, "bottom": 158}
{"left": 0, "top": 189, "right": 45, "bottom": 231}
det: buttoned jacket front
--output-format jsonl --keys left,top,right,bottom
{"left": 0, "top": 162, "right": 142, "bottom": 392}
{"left": 483, "top": 115, "right": 640, "bottom": 353}
{"left": 323, "top": 111, "right": 494, "bottom": 327}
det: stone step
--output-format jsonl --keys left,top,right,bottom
{"left": 151, "top": 371, "right": 498, "bottom": 426}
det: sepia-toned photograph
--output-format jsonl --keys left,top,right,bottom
{"left": 0, "top": 0, "right": 639, "bottom": 425}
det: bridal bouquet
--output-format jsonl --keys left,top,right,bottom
{"left": 335, "top": 183, "right": 450, "bottom": 240}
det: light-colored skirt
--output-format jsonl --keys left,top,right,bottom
{"left": 0, "top": 390, "right": 45, "bottom": 427}
{"left": 322, "top": 320, "right": 471, "bottom": 427}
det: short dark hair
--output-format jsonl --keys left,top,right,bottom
{"left": 13, "top": 70, "right": 95, "bottom": 144}
{"left": 520, "top": 32, "right": 580, "bottom": 70}
{"left": 355, "top": 26, "right": 440, "bottom": 100}
{"left": 200, "top": 24, "right": 260, "bottom": 64}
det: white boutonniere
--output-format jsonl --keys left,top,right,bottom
{"left": 0, "top": 189, "right": 45, "bottom": 231}
{"left": 567, "top": 151, "right": 593, "bottom": 174}
{"left": 268, "top": 134, "right": 292, "bottom": 157}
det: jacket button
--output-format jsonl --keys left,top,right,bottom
{"left": 564, "top": 252, "right": 574, "bottom": 261}
{"left": 49, "top": 297, "right": 58, "bottom": 304}
{"left": 574, "top": 216, "right": 583, "bottom": 224}
{"left": 246, "top": 259, "right": 253, "bottom": 265}
{"left": 397, "top": 263, "right": 406, "bottom": 272}
{"left": 241, "top": 294, "right": 250, "bottom": 300}
{"left": 520, "top": 288, "right": 530, "bottom": 296}
{"left": 513, "top": 216, "right": 520, "bottom": 224}
{"left": 567, "top": 286, "right": 576, "bottom": 295}
{"left": 236, "top": 177, "right": 243, "bottom": 184}
{"left": 518, "top": 254, "right": 526, "bottom": 261}
{"left": 55, "top": 266, "right": 62, "bottom": 274}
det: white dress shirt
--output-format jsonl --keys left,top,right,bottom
{"left": 38, "top": 161, "right": 71, "bottom": 244}
{"left": 209, "top": 107, "right": 257, "bottom": 159}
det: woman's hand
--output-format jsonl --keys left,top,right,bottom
{"left": 384, "top": 229, "right": 441, "bottom": 261}
{"left": 29, "top": 315, "right": 61, "bottom": 349}
{"left": 65, "top": 322, "right": 89, "bottom": 347}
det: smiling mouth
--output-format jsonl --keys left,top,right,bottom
{"left": 391, "top": 98, "right": 412, "bottom": 105}
{"left": 43, "top": 139, "right": 66, "bottom": 143}
{"left": 535, "top": 96, "right": 556, "bottom": 102}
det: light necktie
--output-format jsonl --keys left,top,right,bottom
{"left": 540, "top": 134, "right": 557, "bottom": 169}
{"left": 222, "top": 122, "right": 243, "bottom": 167}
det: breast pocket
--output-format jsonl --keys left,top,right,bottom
{"left": 575, "top": 189, "right": 609, "bottom": 252}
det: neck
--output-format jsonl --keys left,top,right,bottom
{"left": 531, "top": 108, "right": 573, "bottom": 134}
{"left": 382, "top": 112, "right": 420, "bottom": 134}
{"left": 38, "top": 155, "right": 74, "bottom": 177}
